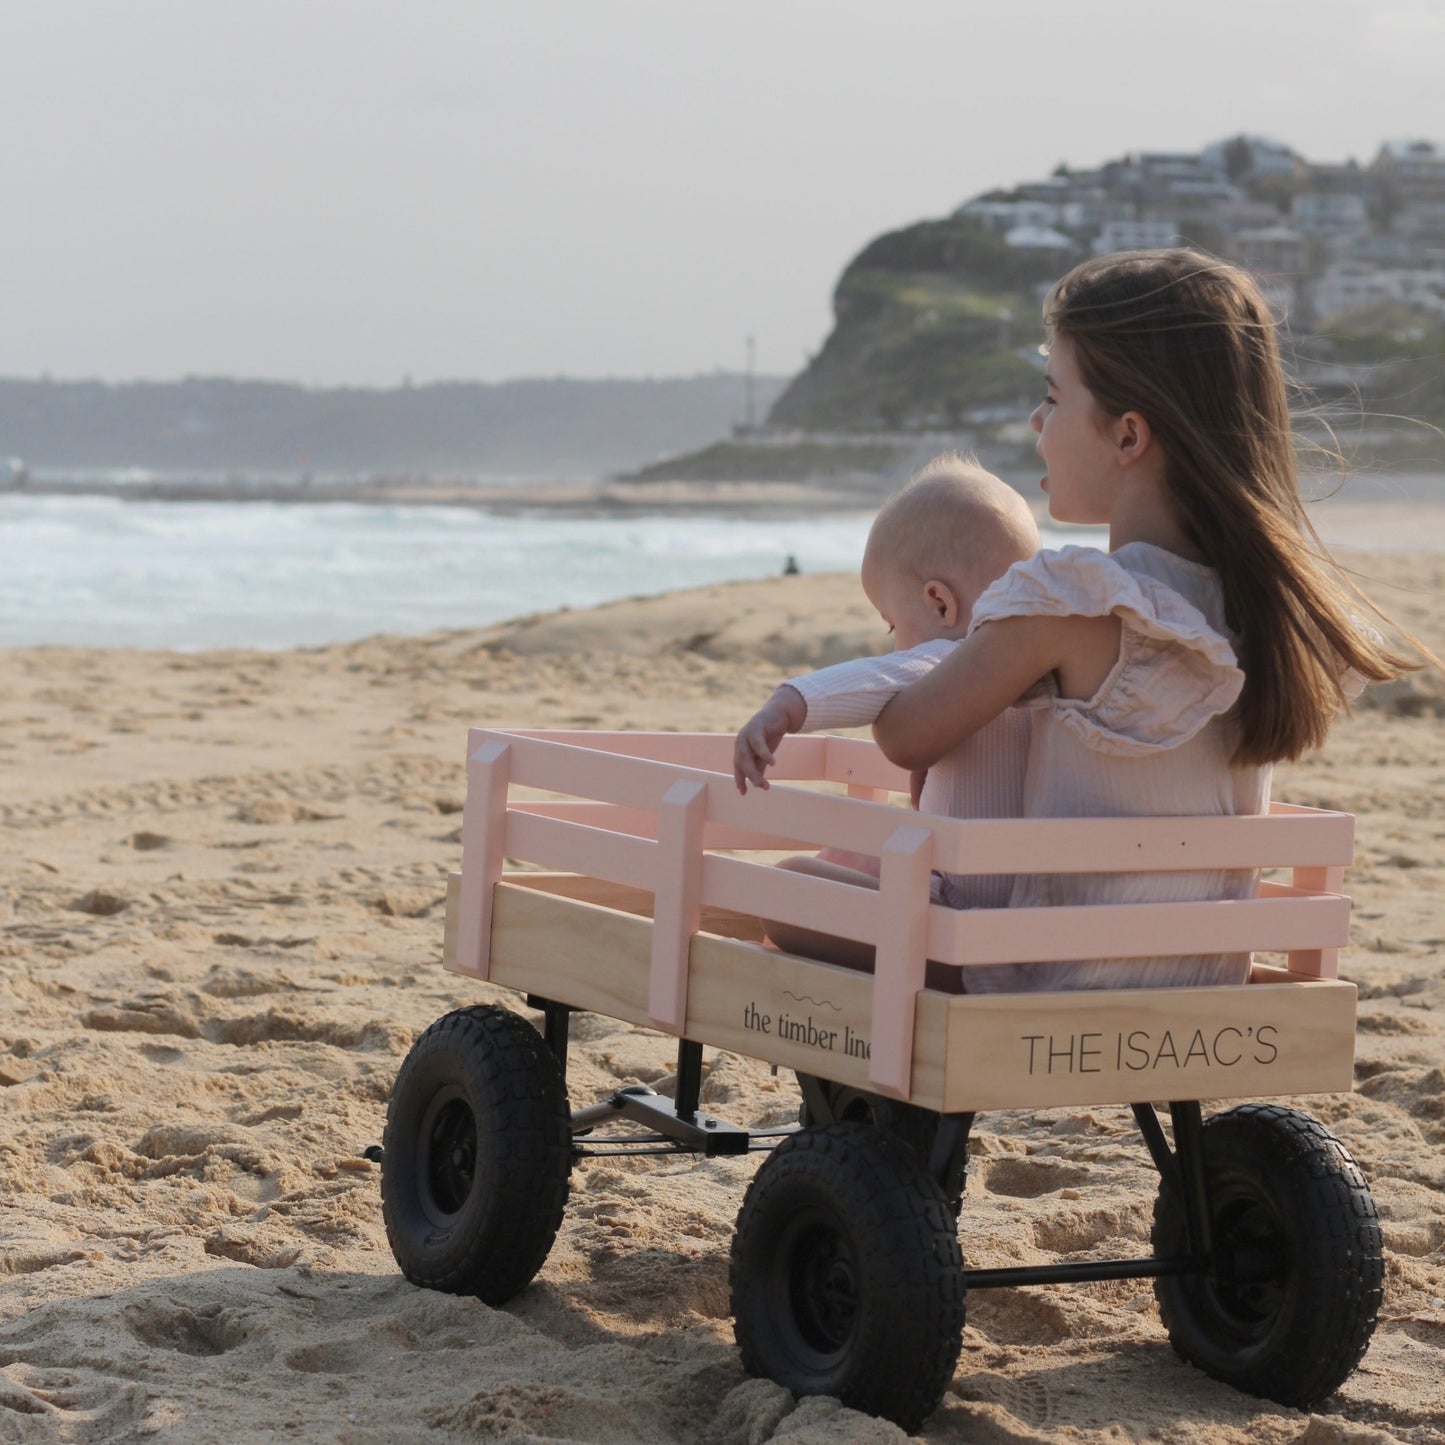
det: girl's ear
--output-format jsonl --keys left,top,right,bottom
{"left": 922, "top": 580, "right": 961, "bottom": 626}
{"left": 1113, "top": 410, "right": 1155, "bottom": 467}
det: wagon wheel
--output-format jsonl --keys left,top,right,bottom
{"left": 730, "top": 1124, "right": 965, "bottom": 1433}
{"left": 381, "top": 1005, "right": 572, "bottom": 1305}
{"left": 1152, "top": 1103, "right": 1383, "bottom": 1407}
{"left": 796, "top": 1072, "right": 962, "bottom": 1209}
{"left": 796, "top": 1073, "right": 942, "bottom": 1163}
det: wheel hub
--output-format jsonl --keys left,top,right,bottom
{"left": 1210, "top": 1195, "right": 1287, "bottom": 1327}
{"left": 421, "top": 1092, "right": 478, "bottom": 1220}
{"left": 790, "top": 1224, "right": 859, "bottom": 1352}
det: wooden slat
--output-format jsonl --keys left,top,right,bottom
{"left": 686, "top": 933, "right": 952, "bottom": 1113}
{"left": 1288, "top": 864, "right": 1349, "bottom": 978}
{"left": 443, "top": 872, "right": 461, "bottom": 968}
{"left": 870, "top": 824, "right": 934, "bottom": 1097}
{"left": 921, "top": 810, "right": 1356, "bottom": 876}
{"left": 924, "top": 893, "right": 1351, "bottom": 968}
{"left": 822, "top": 734, "right": 912, "bottom": 792}
{"left": 493, "top": 728, "right": 831, "bottom": 782}
{"left": 480, "top": 871, "right": 764, "bottom": 939}
{"left": 504, "top": 812, "right": 656, "bottom": 891}
{"left": 701, "top": 853, "right": 878, "bottom": 945}
{"left": 491, "top": 729, "right": 740, "bottom": 771}
{"left": 453, "top": 738, "right": 511, "bottom": 979}
{"left": 939, "top": 976, "right": 1357, "bottom": 1111}
{"left": 509, "top": 800, "right": 806, "bottom": 852}
{"left": 649, "top": 779, "right": 708, "bottom": 1033}
{"left": 488, "top": 884, "right": 654, "bottom": 1026}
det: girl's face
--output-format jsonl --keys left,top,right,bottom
{"left": 1029, "top": 334, "right": 1121, "bottom": 525}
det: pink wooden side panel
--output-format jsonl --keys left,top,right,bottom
{"left": 481, "top": 730, "right": 1353, "bottom": 878}
{"left": 924, "top": 893, "right": 1351, "bottom": 969}
{"left": 453, "top": 738, "right": 511, "bottom": 980}
{"left": 846, "top": 785, "right": 892, "bottom": 804}
{"left": 501, "top": 728, "right": 827, "bottom": 782}
{"left": 649, "top": 779, "right": 708, "bottom": 1033}
{"left": 483, "top": 730, "right": 918, "bottom": 856}
{"left": 504, "top": 812, "right": 656, "bottom": 892}
{"left": 920, "top": 810, "right": 1355, "bottom": 877}
{"left": 500, "top": 730, "right": 740, "bottom": 771}
{"left": 704, "top": 775, "right": 932, "bottom": 856}
{"left": 494, "top": 733, "right": 691, "bottom": 810}
{"left": 701, "top": 854, "right": 879, "bottom": 945}
{"left": 822, "top": 734, "right": 913, "bottom": 792}
{"left": 1286, "top": 863, "right": 1349, "bottom": 978}
{"left": 509, "top": 800, "right": 814, "bottom": 853}
{"left": 870, "top": 825, "right": 934, "bottom": 1097}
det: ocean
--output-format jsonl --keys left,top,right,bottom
{"left": 0, "top": 494, "right": 890, "bottom": 651}
{"left": 1, "top": 481, "right": 1434, "bottom": 652}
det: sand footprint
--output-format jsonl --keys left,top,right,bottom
{"left": 284, "top": 1338, "right": 365, "bottom": 1375}
{"left": 81, "top": 997, "right": 200, "bottom": 1039}
{"left": 981, "top": 1156, "right": 1093, "bottom": 1199}
{"left": 121, "top": 1298, "right": 249, "bottom": 1357}
{"left": 952, "top": 1371, "right": 1055, "bottom": 1428}
{"left": 1032, "top": 1203, "right": 1146, "bottom": 1254}
{"left": 0, "top": 1363, "right": 148, "bottom": 1433}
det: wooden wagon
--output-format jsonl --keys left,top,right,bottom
{"left": 379, "top": 728, "right": 1382, "bottom": 1432}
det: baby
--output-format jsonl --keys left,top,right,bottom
{"left": 733, "top": 455, "right": 1040, "bottom": 969}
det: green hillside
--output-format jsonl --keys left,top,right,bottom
{"left": 766, "top": 215, "right": 1445, "bottom": 459}
{"left": 767, "top": 218, "right": 1058, "bottom": 431}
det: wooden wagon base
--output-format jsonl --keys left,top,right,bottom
{"left": 444, "top": 870, "right": 1357, "bottom": 1115}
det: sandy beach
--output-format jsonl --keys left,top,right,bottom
{"left": 0, "top": 517, "right": 1442, "bottom": 1442}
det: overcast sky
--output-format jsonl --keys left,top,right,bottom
{"left": 1, "top": 0, "right": 1440, "bottom": 388}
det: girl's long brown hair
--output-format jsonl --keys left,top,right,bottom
{"left": 1046, "top": 248, "right": 1415, "bottom": 767}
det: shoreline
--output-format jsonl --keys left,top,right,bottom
{"left": 5, "top": 473, "right": 1443, "bottom": 555}
{"left": 1, "top": 474, "right": 891, "bottom": 517}
{"left": 6, "top": 468, "right": 1445, "bottom": 520}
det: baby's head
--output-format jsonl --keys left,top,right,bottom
{"left": 861, "top": 455, "right": 1039, "bottom": 650}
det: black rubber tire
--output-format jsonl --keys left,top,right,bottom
{"left": 1152, "top": 1103, "right": 1383, "bottom": 1408}
{"left": 381, "top": 1005, "right": 571, "bottom": 1305}
{"left": 730, "top": 1124, "right": 965, "bottom": 1433}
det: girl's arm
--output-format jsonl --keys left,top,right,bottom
{"left": 872, "top": 612, "right": 1123, "bottom": 769}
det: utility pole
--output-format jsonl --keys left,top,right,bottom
{"left": 744, "top": 335, "right": 756, "bottom": 432}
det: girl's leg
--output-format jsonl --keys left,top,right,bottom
{"left": 764, "top": 855, "right": 879, "bottom": 972}
{"left": 765, "top": 857, "right": 966, "bottom": 993}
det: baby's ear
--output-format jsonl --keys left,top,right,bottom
{"left": 923, "top": 580, "right": 961, "bottom": 626}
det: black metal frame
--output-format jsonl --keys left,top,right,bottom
{"left": 530, "top": 996, "right": 1216, "bottom": 1287}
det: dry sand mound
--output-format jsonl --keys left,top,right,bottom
{"left": 0, "top": 550, "right": 1441, "bottom": 1442}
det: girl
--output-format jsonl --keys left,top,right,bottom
{"left": 872, "top": 248, "right": 1420, "bottom": 993}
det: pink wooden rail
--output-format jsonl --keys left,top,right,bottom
{"left": 455, "top": 730, "right": 1354, "bottom": 1098}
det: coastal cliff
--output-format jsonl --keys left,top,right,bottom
{"left": 766, "top": 218, "right": 1057, "bottom": 432}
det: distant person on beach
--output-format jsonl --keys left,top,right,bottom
{"left": 782, "top": 554, "right": 800, "bottom": 576}
{"left": 868, "top": 250, "right": 1426, "bottom": 992}
{"left": 733, "top": 455, "right": 1040, "bottom": 970}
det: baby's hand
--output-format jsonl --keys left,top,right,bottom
{"left": 733, "top": 686, "right": 806, "bottom": 794}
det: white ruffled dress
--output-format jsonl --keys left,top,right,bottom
{"left": 960, "top": 541, "right": 1269, "bottom": 994}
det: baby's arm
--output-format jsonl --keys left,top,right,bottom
{"left": 732, "top": 639, "right": 956, "bottom": 793}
